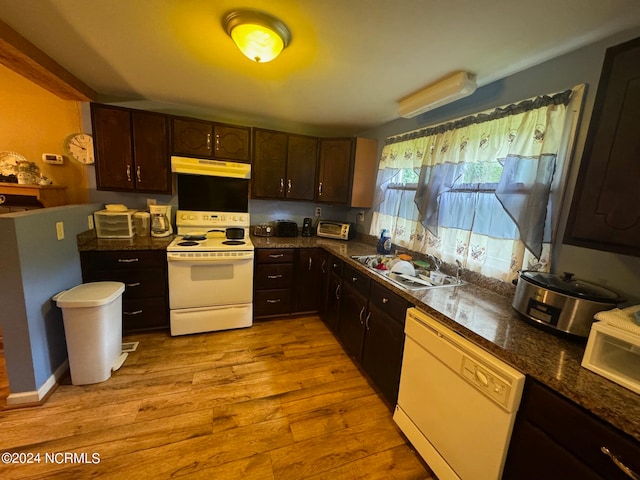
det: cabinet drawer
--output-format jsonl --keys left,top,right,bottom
{"left": 123, "top": 297, "right": 168, "bottom": 332}
{"left": 256, "top": 249, "right": 295, "bottom": 264}
{"left": 520, "top": 380, "right": 640, "bottom": 478}
{"left": 369, "top": 282, "right": 411, "bottom": 324}
{"left": 342, "top": 264, "right": 370, "bottom": 297}
{"left": 254, "top": 263, "right": 294, "bottom": 289}
{"left": 254, "top": 289, "right": 292, "bottom": 317}
{"left": 84, "top": 268, "right": 166, "bottom": 299}
{"left": 81, "top": 250, "right": 165, "bottom": 270}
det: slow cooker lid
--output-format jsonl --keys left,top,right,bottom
{"left": 520, "top": 271, "right": 622, "bottom": 302}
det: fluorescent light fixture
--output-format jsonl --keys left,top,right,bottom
{"left": 223, "top": 9, "right": 291, "bottom": 63}
{"left": 398, "top": 71, "right": 477, "bottom": 118}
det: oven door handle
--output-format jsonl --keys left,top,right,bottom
{"left": 167, "top": 253, "right": 254, "bottom": 263}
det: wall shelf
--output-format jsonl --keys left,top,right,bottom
{"left": 0, "top": 182, "right": 67, "bottom": 208}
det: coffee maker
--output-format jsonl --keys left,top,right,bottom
{"left": 149, "top": 205, "right": 173, "bottom": 237}
{"left": 302, "top": 217, "right": 313, "bottom": 236}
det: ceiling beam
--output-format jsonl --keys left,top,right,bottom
{"left": 0, "top": 19, "right": 96, "bottom": 102}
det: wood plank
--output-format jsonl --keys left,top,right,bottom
{"left": 0, "top": 19, "right": 96, "bottom": 101}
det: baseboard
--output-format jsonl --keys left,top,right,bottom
{"left": 6, "top": 360, "right": 69, "bottom": 407}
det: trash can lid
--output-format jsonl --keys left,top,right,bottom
{"left": 55, "top": 281, "right": 125, "bottom": 308}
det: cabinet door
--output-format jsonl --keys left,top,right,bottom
{"left": 252, "top": 129, "right": 288, "bottom": 198}
{"left": 172, "top": 118, "right": 213, "bottom": 157}
{"left": 317, "top": 138, "right": 353, "bottom": 204}
{"left": 337, "top": 283, "right": 368, "bottom": 360}
{"left": 287, "top": 134, "right": 318, "bottom": 201}
{"left": 132, "top": 111, "right": 171, "bottom": 193}
{"left": 564, "top": 37, "right": 640, "bottom": 257}
{"left": 362, "top": 283, "right": 410, "bottom": 406}
{"left": 324, "top": 271, "right": 341, "bottom": 333}
{"left": 92, "top": 104, "right": 134, "bottom": 191}
{"left": 294, "top": 248, "right": 327, "bottom": 313}
{"left": 214, "top": 124, "right": 251, "bottom": 162}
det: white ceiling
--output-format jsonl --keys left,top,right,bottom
{"left": 2, "top": 0, "right": 640, "bottom": 134}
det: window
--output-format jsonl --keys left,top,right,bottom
{"left": 371, "top": 87, "right": 584, "bottom": 283}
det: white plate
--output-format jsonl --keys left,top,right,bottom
{"left": 0, "top": 151, "right": 28, "bottom": 176}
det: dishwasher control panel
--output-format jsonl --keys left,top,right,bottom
{"left": 461, "top": 356, "right": 511, "bottom": 409}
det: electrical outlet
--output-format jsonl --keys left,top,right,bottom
{"left": 358, "top": 211, "right": 365, "bottom": 222}
{"left": 88, "top": 215, "right": 94, "bottom": 229}
{"left": 315, "top": 207, "right": 321, "bottom": 217}
{"left": 55, "top": 221, "right": 64, "bottom": 240}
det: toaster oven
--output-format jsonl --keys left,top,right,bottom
{"left": 316, "top": 220, "right": 356, "bottom": 241}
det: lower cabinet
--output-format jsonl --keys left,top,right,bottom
{"left": 337, "top": 263, "right": 411, "bottom": 406}
{"left": 322, "top": 254, "right": 343, "bottom": 333}
{"left": 253, "top": 247, "right": 327, "bottom": 319}
{"left": 253, "top": 249, "right": 295, "bottom": 318}
{"left": 79, "top": 250, "right": 169, "bottom": 332}
{"left": 503, "top": 378, "right": 640, "bottom": 480}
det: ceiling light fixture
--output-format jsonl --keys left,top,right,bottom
{"left": 223, "top": 9, "right": 291, "bottom": 63}
{"left": 398, "top": 71, "right": 477, "bottom": 118}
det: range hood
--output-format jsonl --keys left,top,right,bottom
{"left": 170, "top": 156, "right": 251, "bottom": 179}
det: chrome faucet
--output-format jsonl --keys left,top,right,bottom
{"left": 427, "top": 254, "right": 442, "bottom": 272}
{"left": 455, "top": 259, "right": 463, "bottom": 284}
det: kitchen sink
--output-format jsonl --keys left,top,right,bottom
{"left": 350, "top": 255, "right": 465, "bottom": 291}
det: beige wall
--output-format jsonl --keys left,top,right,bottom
{"left": 0, "top": 64, "right": 89, "bottom": 204}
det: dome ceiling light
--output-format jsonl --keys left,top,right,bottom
{"left": 223, "top": 9, "right": 291, "bottom": 63}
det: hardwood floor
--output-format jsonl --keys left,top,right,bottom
{"left": 0, "top": 316, "right": 434, "bottom": 479}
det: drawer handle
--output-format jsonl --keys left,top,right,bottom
{"left": 124, "top": 310, "right": 143, "bottom": 316}
{"left": 207, "top": 132, "right": 212, "bottom": 151}
{"left": 266, "top": 299, "right": 281, "bottom": 304}
{"left": 287, "top": 179, "right": 292, "bottom": 193}
{"left": 126, "top": 282, "right": 141, "bottom": 287}
{"left": 126, "top": 164, "right": 131, "bottom": 182}
{"left": 601, "top": 446, "right": 640, "bottom": 480}
{"left": 280, "top": 178, "right": 284, "bottom": 193}
{"left": 359, "top": 306, "right": 366, "bottom": 324}
{"left": 308, "top": 257, "right": 313, "bottom": 271}
{"left": 118, "top": 258, "right": 139, "bottom": 263}
{"left": 365, "top": 312, "right": 372, "bottom": 330}
{"left": 335, "top": 284, "right": 340, "bottom": 300}
{"left": 267, "top": 274, "right": 283, "bottom": 279}
{"left": 269, "top": 254, "right": 284, "bottom": 258}
{"left": 382, "top": 297, "right": 389, "bottom": 304}
{"left": 215, "top": 133, "right": 220, "bottom": 151}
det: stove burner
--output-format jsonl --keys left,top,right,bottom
{"left": 222, "top": 240, "right": 246, "bottom": 246}
{"left": 177, "top": 241, "right": 200, "bottom": 246}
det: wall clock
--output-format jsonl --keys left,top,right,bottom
{"left": 63, "top": 133, "right": 95, "bottom": 164}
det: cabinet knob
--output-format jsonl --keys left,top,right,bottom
{"left": 352, "top": 277, "right": 358, "bottom": 282}
{"left": 382, "top": 297, "right": 389, "bottom": 304}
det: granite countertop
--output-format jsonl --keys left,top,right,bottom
{"left": 251, "top": 234, "right": 640, "bottom": 443}
{"left": 76, "top": 230, "right": 174, "bottom": 251}
{"left": 77, "top": 231, "right": 640, "bottom": 442}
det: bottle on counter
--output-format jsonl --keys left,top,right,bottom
{"left": 377, "top": 229, "right": 392, "bottom": 254}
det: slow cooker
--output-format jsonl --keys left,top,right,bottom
{"left": 512, "top": 271, "right": 624, "bottom": 338}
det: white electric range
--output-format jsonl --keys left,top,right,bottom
{"left": 167, "top": 210, "right": 254, "bottom": 336}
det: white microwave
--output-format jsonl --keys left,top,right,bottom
{"left": 316, "top": 220, "right": 356, "bottom": 241}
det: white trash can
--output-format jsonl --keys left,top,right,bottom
{"left": 55, "top": 281, "right": 125, "bottom": 385}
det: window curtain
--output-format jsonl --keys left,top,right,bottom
{"left": 371, "top": 88, "right": 580, "bottom": 282}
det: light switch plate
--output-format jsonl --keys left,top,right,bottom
{"left": 55, "top": 221, "right": 64, "bottom": 240}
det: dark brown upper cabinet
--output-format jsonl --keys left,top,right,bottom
{"left": 91, "top": 103, "right": 171, "bottom": 194}
{"left": 564, "top": 36, "right": 640, "bottom": 257}
{"left": 317, "top": 137, "right": 378, "bottom": 207}
{"left": 171, "top": 117, "right": 251, "bottom": 163}
{"left": 252, "top": 129, "right": 318, "bottom": 201}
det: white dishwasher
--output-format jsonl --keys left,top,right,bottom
{"left": 394, "top": 307, "right": 525, "bottom": 480}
